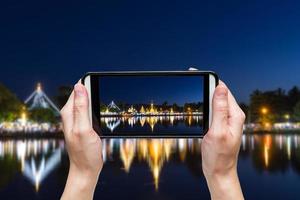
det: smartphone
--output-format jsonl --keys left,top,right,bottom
{"left": 82, "top": 71, "right": 218, "bottom": 138}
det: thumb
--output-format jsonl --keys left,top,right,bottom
{"left": 73, "top": 83, "right": 91, "bottom": 134}
{"left": 210, "top": 83, "right": 229, "bottom": 134}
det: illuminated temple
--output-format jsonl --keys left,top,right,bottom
{"left": 102, "top": 101, "right": 193, "bottom": 116}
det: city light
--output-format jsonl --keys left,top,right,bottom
{"left": 284, "top": 114, "right": 290, "bottom": 120}
{"left": 100, "top": 101, "right": 203, "bottom": 117}
{"left": 20, "top": 111, "right": 27, "bottom": 126}
{"left": 261, "top": 107, "right": 268, "bottom": 115}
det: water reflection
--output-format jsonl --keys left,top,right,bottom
{"left": 240, "top": 134, "right": 300, "bottom": 173}
{"left": 0, "top": 134, "right": 300, "bottom": 193}
{"left": 101, "top": 115, "right": 203, "bottom": 132}
{"left": 0, "top": 140, "right": 65, "bottom": 191}
{"left": 102, "top": 138, "right": 201, "bottom": 190}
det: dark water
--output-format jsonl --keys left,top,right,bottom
{"left": 0, "top": 134, "right": 300, "bottom": 200}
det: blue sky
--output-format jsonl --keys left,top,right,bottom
{"left": 99, "top": 76, "right": 203, "bottom": 106}
{"left": 0, "top": 0, "right": 300, "bottom": 103}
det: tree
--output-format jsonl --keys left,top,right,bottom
{"left": 287, "top": 86, "right": 300, "bottom": 112}
{"left": 100, "top": 103, "right": 107, "bottom": 112}
{"left": 0, "top": 83, "right": 23, "bottom": 121}
{"left": 293, "top": 101, "right": 300, "bottom": 121}
{"left": 29, "top": 108, "right": 56, "bottom": 123}
{"left": 249, "top": 88, "right": 289, "bottom": 123}
{"left": 172, "top": 103, "right": 180, "bottom": 112}
{"left": 162, "top": 101, "right": 168, "bottom": 111}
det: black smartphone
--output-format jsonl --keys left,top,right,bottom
{"left": 82, "top": 71, "right": 218, "bottom": 138}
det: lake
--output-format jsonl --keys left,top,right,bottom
{"left": 100, "top": 115, "right": 203, "bottom": 135}
{"left": 0, "top": 133, "right": 299, "bottom": 199}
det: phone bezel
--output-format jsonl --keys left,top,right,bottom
{"left": 82, "top": 71, "right": 218, "bottom": 138}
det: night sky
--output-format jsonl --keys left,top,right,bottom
{"left": 1, "top": 0, "right": 300, "bottom": 103}
{"left": 99, "top": 76, "right": 203, "bottom": 106}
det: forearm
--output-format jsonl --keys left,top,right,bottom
{"left": 61, "top": 166, "right": 99, "bottom": 200}
{"left": 205, "top": 170, "right": 244, "bottom": 200}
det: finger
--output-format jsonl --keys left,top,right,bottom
{"left": 219, "top": 81, "right": 241, "bottom": 116}
{"left": 228, "top": 88, "right": 245, "bottom": 135}
{"left": 220, "top": 81, "right": 245, "bottom": 135}
{"left": 210, "top": 82, "right": 229, "bottom": 135}
{"left": 73, "top": 83, "right": 92, "bottom": 135}
{"left": 60, "top": 91, "right": 74, "bottom": 134}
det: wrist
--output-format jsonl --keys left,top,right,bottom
{"left": 205, "top": 169, "right": 244, "bottom": 200}
{"left": 61, "top": 165, "right": 100, "bottom": 200}
{"left": 204, "top": 167, "right": 238, "bottom": 182}
{"left": 69, "top": 163, "right": 100, "bottom": 182}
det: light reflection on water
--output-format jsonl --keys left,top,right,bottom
{"left": 100, "top": 115, "right": 203, "bottom": 132}
{"left": 0, "top": 134, "right": 300, "bottom": 199}
{"left": 0, "top": 139, "right": 65, "bottom": 191}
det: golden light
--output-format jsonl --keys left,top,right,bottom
{"left": 148, "top": 140, "right": 163, "bottom": 191}
{"left": 169, "top": 116, "right": 174, "bottom": 125}
{"left": 188, "top": 116, "right": 192, "bottom": 126}
{"left": 264, "top": 122, "right": 271, "bottom": 128}
{"left": 163, "top": 139, "right": 173, "bottom": 161}
{"left": 263, "top": 135, "right": 272, "bottom": 168}
{"left": 37, "top": 82, "right": 42, "bottom": 92}
{"left": 139, "top": 117, "right": 146, "bottom": 127}
{"left": 147, "top": 117, "right": 157, "bottom": 132}
{"left": 149, "top": 102, "right": 157, "bottom": 114}
{"left": 170, "top": 108, "right": 174, "bottom": 114}
{"left": 137, "top": 139, "right": 148, "bottom": 159}
{"left": 120, "top": 140, "right": 135, "bottom": 173}
{"left": 284, "top": 114, "right": 290, "bottom": 120}
{"left": 21, "top": 112, "right": 26, "bottom": 120}
{"left": 128, "top": 105, "right": 137, "bottom": 113}
{"left": 21, "top": 111, "right": 27, "bottom": 126}
{"left": 178, "top": 139, "right": 187, "bottom": 161}
{"left": 140, "top": 106, "right": 145, "bottom": 113}
{"left": 261, "top": 107, "right": 268, "bottom": 115}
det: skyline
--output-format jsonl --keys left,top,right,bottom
{"left": 1, "top": 1, "right": 300, "bottom": 103}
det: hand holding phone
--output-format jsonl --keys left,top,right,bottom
{"left": 201, "top": 81, "right": 245, "bottom": 200}
{"left": 82, "top": 71, "right": 218, "bottom": 137}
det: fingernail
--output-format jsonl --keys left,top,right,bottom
{"left": 216, "top": 87, "right": 227, "bottom": 97}
{"left": 74, "top": 84, "right": 84, "bottom": 97}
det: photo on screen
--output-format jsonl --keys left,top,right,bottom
{"left": 99, "top": 75, "right": 204, "bottom": 136}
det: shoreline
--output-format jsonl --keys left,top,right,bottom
{"left": 0, "top": 129, "right": 299, "bottom": 139}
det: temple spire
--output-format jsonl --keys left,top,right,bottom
{"left": 25, "top": 83, "right": 60, "bottom": 115}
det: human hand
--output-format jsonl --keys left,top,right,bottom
{"left": 60, "top": 82, "right": 103, "bottom": 200}
{"left": 201, "top": 81, "right": 245, "bottom": 200}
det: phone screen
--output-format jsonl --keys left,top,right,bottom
{"left": 96, "top": 75, "right": 206, "bottom": 136}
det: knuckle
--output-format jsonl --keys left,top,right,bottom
{"left": 215, "top": 101, "right": 228, "bottom": 112}
{"left": 74, "top": 105, "right": 84, "bottom": 114}
{"left": 240, "top": 111, "right": 246, "bottom": 122}
{"left": 74, "top": 100, "right": 88, "bottom": 111}
{"left": 235, "top": 110, "right": 246, "bottom": 123}
{"left": 232, "top": 110, "right": 246, "bottom": 124}
{"left": 208, "top": 127, "right": 228, "bottom": 141}
{"left": 72, "top": 126, "right": 92, "bottom": 136}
